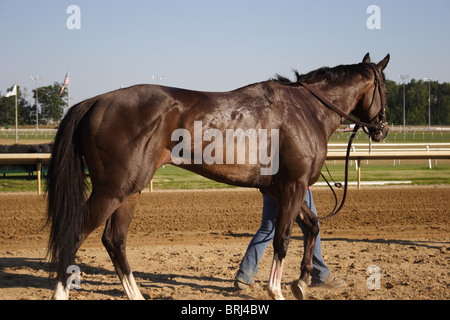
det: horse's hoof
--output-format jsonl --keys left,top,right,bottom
{"left": 268, "top": 292, "right": 285, "bottom": 300}
{"left": 267, "top": 287, "right": 285, "bottom": 300}
{"left": 291, "top": 279, "right": 308, "bottom": 300}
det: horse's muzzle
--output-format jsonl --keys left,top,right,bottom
{"left": 370, "top": 122, "right": 389, "bottom": 142}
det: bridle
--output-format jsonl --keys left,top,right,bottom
{"left": 360, "top": 63, "right": 387, "bottom": 138}
{"left": 299, "top": 63, "right": 386, "bottom": 137}
{"left": 298, "top": 63, "right": 387, "bottom": 220}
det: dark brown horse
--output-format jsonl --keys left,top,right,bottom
{"left": 46, "top": 53, "right": 389, "bottom": 300}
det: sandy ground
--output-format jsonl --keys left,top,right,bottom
{"left": 0, "top": 186, "right": 448, "bottom": 300}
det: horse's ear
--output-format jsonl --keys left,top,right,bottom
{"left": 377, "top": 54, "right": 390, "bottom": 71}
{"left": 362, "top": 53, "right": 371, "bottom": 63}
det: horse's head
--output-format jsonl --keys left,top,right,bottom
{"left": 353, "top": 53, "right": 390, "bottom": 142}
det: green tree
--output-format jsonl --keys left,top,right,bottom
{"left": 385, "top": 79, "right": 450, "bottom": 126}
{"left": 432, "top": 81, "right": 450, "bottom": 125}
{"left": 32, "top": 82, "right": 68, "bottom": 124}
{"left": 0, "top": 85, "right": 30, "bottom": 127}
{"left": 385, "top": 79, "right": 402, "bottom": 124}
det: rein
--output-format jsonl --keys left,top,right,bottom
{"left": 298, "top": 65, "right": 385, "bottom": 220}
{"left": 299, "top": 81, "right": 383, "bottom": 131}
{"left": 318, "top": 124, "right": 359, "bottom": 220}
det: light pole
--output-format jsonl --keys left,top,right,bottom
{"left": 30, "top": 75, "right": 41, "bottom": 130}
{"left": 424, "top": 77, "right": 433, "bottom": 128}
{"left": 399, "top": 75, "right": 409, "bottom": 131}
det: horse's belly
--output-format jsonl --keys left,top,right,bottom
{"left": 178, "top": 163, "right": 273, "bottom": 188}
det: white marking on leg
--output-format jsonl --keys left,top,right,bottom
{"left": 52, "top": 281, "right": 69, "bottom": 300}
{"left": 122, "top": 272, "right": 145, "bottom": 300}
{"left": 267, "top": 254, "right": 285, "bottom": 300}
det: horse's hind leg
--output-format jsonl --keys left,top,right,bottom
{"left": 52, "top": 188, "right": 125, "bottom": 299}
{"left": 102, "top": 192, "right": 144, "bottom": 300}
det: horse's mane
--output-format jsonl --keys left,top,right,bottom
{"left": 273, "top": 63, "right": 372, "bottom": 86}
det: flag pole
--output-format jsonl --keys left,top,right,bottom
{"left": 14, "top": 82, "right": 18, "bottom": 144}
{"left": 67, "top": 68, "right": 70, "bottom": 110}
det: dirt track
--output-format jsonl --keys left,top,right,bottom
{"left": 0, "top": 186, "right": 449, "bottom": 300}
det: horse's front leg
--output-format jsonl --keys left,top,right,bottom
{"left": 267, "top": 252, "right": 285, "bottom": 300}
{"left": 267, "top": 184, "right": 306, "bottom": 300}
{"left": 291, "top": 201, "right": 319, "bottom": 300}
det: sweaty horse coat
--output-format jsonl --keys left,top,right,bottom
{"left": 46, "top": 53, "right": 390, "bottom": 299}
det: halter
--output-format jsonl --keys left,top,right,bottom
{"left": 298, "top": 63, "right": 386, "bottom": 136}
{"left": 298, "top": 63, "right": 387, "bottom": 220}
{"left": 360, "top": 63, "right": 387, "bottom": 137}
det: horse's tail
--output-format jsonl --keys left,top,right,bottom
{"left": 45, "top": 98, "right": 96, "bottom": 279}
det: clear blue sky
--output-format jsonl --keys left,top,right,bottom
{"left": 1, "top": 0, "right": 449, "bottom": 104}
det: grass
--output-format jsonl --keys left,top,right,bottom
{"left": 320, "top": 162, "right": 450, "bottom": 185}
{"left": 0, "top": 176, "right": 45, "bottom": 193}
{"left": 329, "top": 130, "right": 450, "bottom": 144}
{"left": 1, "top": 128, "right": 450, "bottom": 192}
{"left": 1, "top": 128, "right": 450, "bottom": 145}
{"left": 1, "top": 162, "right": 449, "bottom": 193}
{"left": 0, "top": 165, "right": 236, "bottom": 193}
{"left": 0, "top": 133, "right": 56, "bottom": 141}
{"left": 151, "top": 165, "right": 236, "bottom": 190}
{"left": 155, "top": 162, "right": 450, "bottom": 188}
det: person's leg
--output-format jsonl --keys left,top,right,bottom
{"left": 236, "top": 194, "right": 276, "bottom": 285}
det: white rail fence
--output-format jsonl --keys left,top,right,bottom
{"left": 328, "top": 143, "right": 450, "bottom": 169}
{"left": 1, "top": 144, "right": 450, "bottom": 194}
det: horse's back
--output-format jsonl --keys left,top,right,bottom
{"left": 77, "top": 82, "right": 291, "bottom": 190}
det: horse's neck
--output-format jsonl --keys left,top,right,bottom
{"left": 308, "top": 80, "right": 368, "bottom": 139}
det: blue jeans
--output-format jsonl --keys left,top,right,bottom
{"left": 236, "top": 189, "right": 330, "bottom": 284}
